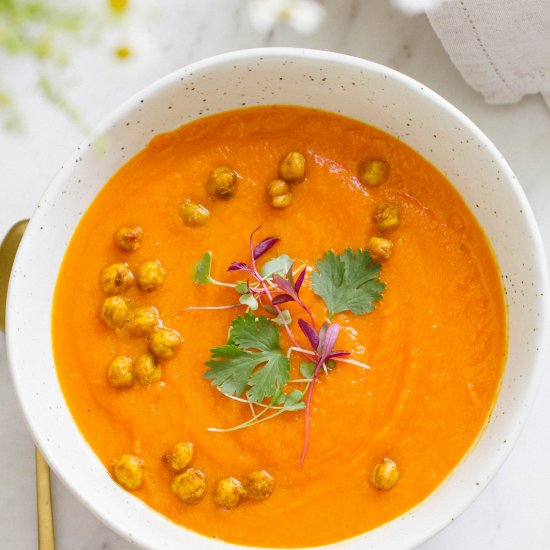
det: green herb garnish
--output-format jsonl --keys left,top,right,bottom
{"left": 311, "top": 249, "right": 385, "bottom": 317}
{"left": 184, "top": 232, "right": 381, "bottom": 466}
{"left": 205, "top": 313, "right": 291, "bottom": 404}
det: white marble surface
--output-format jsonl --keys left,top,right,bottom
{"left": 1, "top": 1, "right": 549, "bottom": 548}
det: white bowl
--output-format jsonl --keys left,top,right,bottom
{"left": 6, "top": 48, "right": 549, "bottom": 550}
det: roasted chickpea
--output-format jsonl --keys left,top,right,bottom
{"left": 170, "top": 469, "right": 207, "bottom": 504}
{"left": 271, "top": 193, "right": 293, "bottom": 208}
{"left": 213, "top": 477, "right": 246, "bottom": 509}
{"left": 267, "top": 178, "right": 290, "bottom": 198}
{"left": 180, "top": 199, "right": 210, "bottom": 226}
{"left": 163, "top": 441, "right": 194, "bottom": 472}
{"left": 128, "top": 306, "right": 159, "bottom": 336}
{"left": 107, "top": 356, "right": 134, "bottom": 388}
{"left": 149, "top": 327, "right": 182, "bottom": 359}
{"left": 370, "top": 458, "right": 399, "bottom": 491}
{"left": 366, "top": 237, "right": 393, "bottom": 261}
{"left": 100, "top": 295, "right": 130, "bottom": 329}
{"left": 136, "top": 260, "right": 165, "bottom": 291}
{"left": 135, "top": 353, "right": 161, "bottom": 386}
{"left": 114, "top": 226, "right": 142, "bottom": 252}
{"left": 243, "top": 470, "right": 274, "bottom": 500}
{"left": 358, "top": 159, "right": 390, "bottom": 186}
{"left": 279, "top": 151, "right": 306, "bottom": 182}
{"left": 373, "top": 202, "right": 400, "bottom": 230}
{"left": 111, "top": 453, "right": 143, "bottom": 490}
{"left": 267, "top": 179, "right": 293, "bottom": 208}
{"left": 100, "top": 262, "right": 134, "bottom": 294}
{"left": 207, "top": 166, "right": 237, "bottom": 199}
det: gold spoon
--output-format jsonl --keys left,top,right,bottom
{"left": 0, "top": 219, "right": 56, "bottom": 550}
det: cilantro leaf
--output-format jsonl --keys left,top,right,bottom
{"left": 205, "top": 314, "right": 291, "bottom": 404}
{"left": 204, "top": 345, "right": 258, "bottom": 397}
{"left": 310, "top": 248, "right": 385, "bottom": 317}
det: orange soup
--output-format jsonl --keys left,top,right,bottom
{"left": 52, "top": 106, "right": 506, "bottom": 547}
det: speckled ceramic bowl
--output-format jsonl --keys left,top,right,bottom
{"left": 6, "top": 48, "right": 549, "bottom": 550}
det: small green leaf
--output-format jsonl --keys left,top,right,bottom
{"left": 235, "top": 281, "right": 249, "bottom": 295}
{"left": 273, "top": 309, "right": 292, "bottom": 326}
{"left": 239, "top": 293, "right": 259, "bottom": 311}
{"left": 326, "top": 359, "right": 336, "bottom": 371}
{"left": 284, "top": 389, "right": 306, "bottom": 411}
{"left": 193, "top": 251, "right": 213, "bottom": 284}
{"left": 300, "top": 362, "right": 316, "bottom": 379}
{"left": 273, "top": 391, "right": 286, "bottom": 405}
{"left": 261, "top": 254, "right": 293, "bottom": 280}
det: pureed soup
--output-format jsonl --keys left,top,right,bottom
{"left": 52, "top": 106, "right": 506, "bottom": 548}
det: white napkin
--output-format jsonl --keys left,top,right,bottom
{"left": 427, "top": 0, "right": 550, "bottom": 107}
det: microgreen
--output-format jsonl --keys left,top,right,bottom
{"left": 239, "top": 293, "right": 259, "bottom": 310}
{"left": 311, "top": 249, "right": 386, "bottom": 317}
{"left": 261, "top": 254, "right": 293, "bottom": 279}
{"left": 192, "top": 251, "right": 213, "bottom": 284}
{"left": 296, "top": 320, "right": 348, "bottom": 468}
{"left": 272, "top": 266, "right": 315, "bottom": 325}
{"left": 192, "top": 251, "right": 236, "bottom": 288}
{"left": 189, "top": 231, "right": 383, "bottom": 467}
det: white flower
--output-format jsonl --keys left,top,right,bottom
{"left": 391, "top": 0, "right": 449, "bottom": 15}
{"left": 94, "top": 0, "right": 160, "bottom": 76}
{"left": 248, "top": 0, "right": 326, "bottom": 35}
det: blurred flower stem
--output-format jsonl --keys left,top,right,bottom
{"left": 0, "top": 0, "right": 132, "bottom": 133}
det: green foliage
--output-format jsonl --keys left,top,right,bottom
{"left": 205, "top": 314, "right": 291, "bottom": 404}
{"left": 311, "top": 248, "right": 385, "bottom": 317}
{"left": 192, "top": 251, "right": 213, "bottom": 284}
{"left": 260, "top": 253, "right": 293, "bottom": 279}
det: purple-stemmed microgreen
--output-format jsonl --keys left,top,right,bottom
{"left": 271, "top": 265, "right": 316, "bottom": 326}
{"left": 296, "top": 319, "right": 350, "bottom": 469}
{"left": 226, "top": 227, "right": 305, "bottom": 349}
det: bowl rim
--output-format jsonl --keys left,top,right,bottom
{"left": 6, "top": 46, "right": 550, "bottom": 550}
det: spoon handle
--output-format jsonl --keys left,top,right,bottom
{"left": 1, "top": 220, "right": 56, "bottom": 549}
{"left": 36, "top": 448, "right": 55, "bottom": 550}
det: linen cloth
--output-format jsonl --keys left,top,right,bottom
{"left": 427, "top": 0, "right": 550, "bottom": 107}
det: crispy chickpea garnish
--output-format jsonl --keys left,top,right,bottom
{"left": 128, "top": 306, "right": 159, "bottom": 336}
{"left": 271, "top": 193, "right": 293, "bottom": 208}
{"left": 207, "top": 166, "right": 237, "bottom": 200}
{"left": 373, "top": 202, "right": 400, "bottom": 230}
{"left": 100, "top": 262, "right": 134, "bottom": 294}
{"left": 279, "top": 151, "right": 306, "bottom": 182}
{"left": 136, "top": 260, "right": 165, "bottom": 291}
{"left": 180, "top": 199, "right": 210, "bottom": 226}
{"left": 267, "top": 178, "right": 292, "bottom": 209}
{"left": 267, "top": 178, "right": 290, "bottom": 198}
{"left": 163, "top": 442, "right": 194, "bottom": 472}
{"left": 100, "top": 295, "right": 130, "bottom": 329}
{"left": 358, "top": 159, "right": 390, "bottom": 186}
{"left": 134, "top": 353, "right": 161, "bottom": 385}
{"left": 370, "top": 458, "right": 399, "bottom": 491}
{"left": 111, "top": 454, "right": 143, "bottom": 490}
{"left": 243, "top": 470, "right": 274, "bottom": 500}
{"left": 366, "top": 237, "right": 393, "bottom": 261}
{"left": 149, "top": 327, "right": 182, "bottom": 359}
{"left": 114, "top": 226, "right": 143, "bottom": 252}
{"left": 107, "top": 356, "right": 134, "bottom": 388}
{"left": 213, "top": 477, "right": 246, "bottom": 509}
{"left": 171, "top": 469, "right": 207, "bottom": 504}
